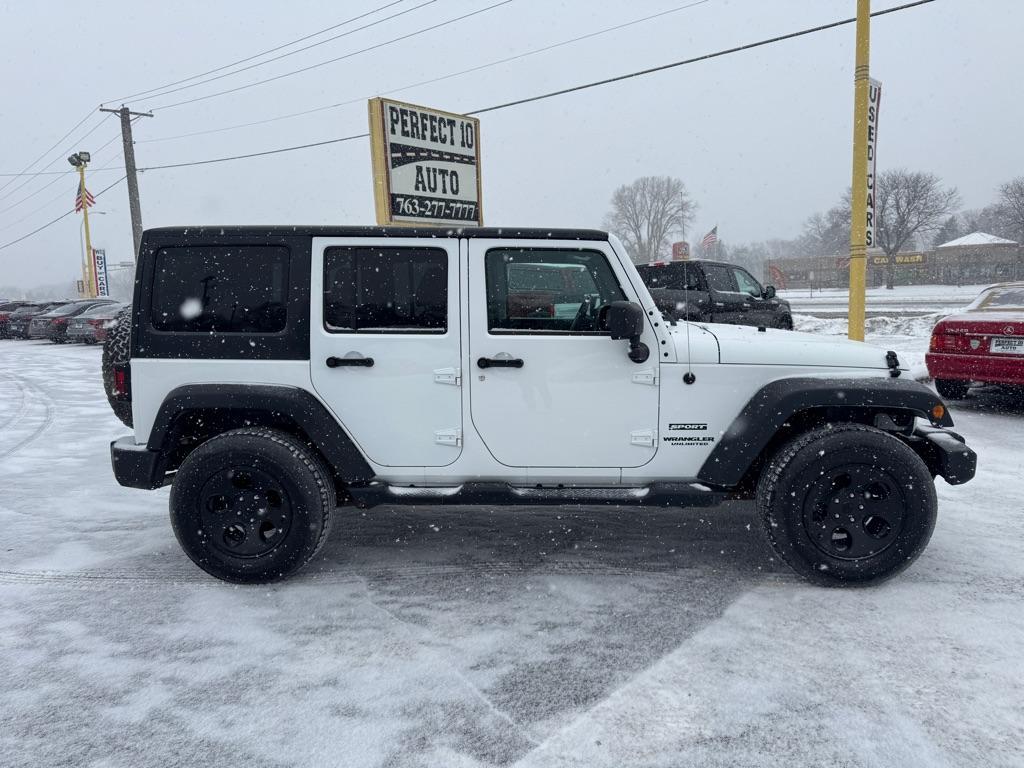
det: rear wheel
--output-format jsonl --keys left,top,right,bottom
{"left": 757, "top": 424, "right": 937, "bottom": 586}
{"left": 169, "top": 427, "right": 335, "bottom": 583}
{"left": 935, "top": 378, "right": 970, "bottom": 400}
{"left": 101, "top": 306, "right": 133, "bottom": 427}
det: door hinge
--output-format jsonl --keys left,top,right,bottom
{"left": 435, "top": 428, "right": 462, "bottom": 447}
{"left": 433, "top": 367, "right": 461, "bottom": 386}
{"left": 630, "top": 429, "right": 657, "bottom": 447}
{"left": 631, "top": 369, "right": 659, "bottom": 386}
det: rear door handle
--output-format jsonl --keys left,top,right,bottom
{"left": 477, "top": 356, "right": 524, "bottom": 369}
{"left": 326, "top": 356, "right": 374, "bottom": 368}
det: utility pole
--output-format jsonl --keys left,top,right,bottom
{"left": 847, "top": 0, "right": 871, "bottom": 341}
{"left": 99, "top": 105, "right": 152, "bottom": 261}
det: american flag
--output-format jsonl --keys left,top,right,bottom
{"left": 74, "top": 179, "right": 96, "bottom": 212}
{"left": 701, "top": 226, "right": 718, "bottom": 249}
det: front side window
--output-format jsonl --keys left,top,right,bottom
{"left": 732, "top": 268, "right": 763, "bottom": 297}
{"left": 323, "top": 246, "right": 447, "bottom": 333}
{"left": 703, "top": 264, "right": 738, "bottom": 293}
{"left": 486, "top": 248, "right": 626, "bottom": 333}
{"left": 151, "top": 246, "right": 289, "bottom": 333}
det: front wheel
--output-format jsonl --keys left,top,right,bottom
{"left": 757, "top": 424, "right": 937, "bottom": 586}
{"left": 935, "top": 378, "right": 970, "bottom": 400}
{"left": 170, "top": 427, "right": 335, "bottom": 583}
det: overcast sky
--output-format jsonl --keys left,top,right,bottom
{"left": 1, "top": 0, "right": 1021, "bottom": 290}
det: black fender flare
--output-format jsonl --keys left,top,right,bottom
{"left": 148, "top": 384, "right": 375, "bottom": 483}
{"left": 697, "top": 377, "right": 953, "bottom": 487}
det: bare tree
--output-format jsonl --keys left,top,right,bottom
{"left": 872, "top": 169, "right": 959, "bottom": 288}
{"left": 603, "top": 176, "right": 696, "bottom": 263}
{"left": 996, "top": 177, "right": 1024, "bottom": 243}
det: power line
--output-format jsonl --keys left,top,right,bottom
{"left": 135, "top": 0, "right": 934, "bottom": 172}
{"left": 469, "top": 0, "right": 936, "bottom": 114}
{"left": 138, "top": 0, "right": 711, "bottom": 146}
{"left": 148, "top": 0, "right": 516, "bottom": 111}
{"left": 128, "top": 0, "right": 438, "bottom": 106}
{"left": 0, "top": 108, "right": 95, "bottom": 194}
{"left": 0, "top": 117, "right": 111, "bottom": 205}
{"left": 0, "top": 132, "right": 122, "bottom": 216}
{"left": 0, "top": 0, "right": 935, "bottom": 251}
{"left": 106, "top": 0, "right": 408, "bottom": 105}
{"left": 0, "top": 175, "right": 127, "bottom": 252}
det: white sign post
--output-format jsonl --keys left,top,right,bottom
{"left": 368, "top": 98, "right": 482, "bottom": 227}
{"left": 865, "top": 78, "right": 882, "bottom": 247}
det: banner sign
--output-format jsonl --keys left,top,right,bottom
{"left": 368, "top": 98, "right": 482, "bottom": 227}
{"left": 92, "top": 248, "right": 110, "bottom": 297}
{"left": 671, "top": 241, "right": 690, "bottom": 260}
{"left": 865, "top": 78, "right": 882, "bottom": 247}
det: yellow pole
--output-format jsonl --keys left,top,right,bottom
{"left": 78, "top": 162, "right": 96, "bottom": 299}
{"left": 847, "top": 0, "right": 871, "bottom": 341}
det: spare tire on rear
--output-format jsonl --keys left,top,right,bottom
{"left": 102, "top": 305, "right": 133, "bottom": 428}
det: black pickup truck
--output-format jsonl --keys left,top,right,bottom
{"left": 636, "top": 259, "right": 793, "bottom": 330}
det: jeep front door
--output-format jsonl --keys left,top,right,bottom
{"left": 467, "top": 240, "right": 660, "bottom": 469}
{"left": 310, "top": 238, "right": 462, "bottom": 467}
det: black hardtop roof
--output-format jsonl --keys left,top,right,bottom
{"left": 142, "top": 225, "right": 609, "bottom": 242}
{"left": 638, "top": 259, "right": 732, "bottom": 269}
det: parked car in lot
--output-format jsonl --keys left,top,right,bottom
{"left": 927, "top": 282, "right": 1024, "bottom": 399}
{"left": 6, "top": 302, "right": 66, "bottom": 339}
{"left": 0, "top": 301, "right": 37, "bottom": 338}
{"left": 636, "top": 259, "right": 793, "bottom": 329}
{"left": 28, "top": 299, "right": 117, "bottom": 342}
{"left": 66, "top": 302, "right": 128, "bottom": 344}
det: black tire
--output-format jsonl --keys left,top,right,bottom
{"left": 777, "top": 315, "right": 794, "bottom": 331}
{"left": 101, "top": 306, "right": 133, "bottom": 427}
{"left": 756, "top": 424, "right": 937, "bottom": 587}
{"left": 935, "top": 378, "right": 970, "bottom": 400}
{"left": 169, "top": 427, "right": 335, "bottom": 583}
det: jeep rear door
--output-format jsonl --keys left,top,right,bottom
{"left": 310, "top": 237, "right": 462, "bottom": 467}
{"left": 467, "top": 239, "right": 659, "bottom": 468}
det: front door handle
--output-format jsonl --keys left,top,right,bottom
{"left": 477, "top": 356, "right": 524, "bottom": 369}
{"left": 326, "top": 356, "right": 374, "bottom": 368}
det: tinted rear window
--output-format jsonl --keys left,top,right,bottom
{"left": 151, "top": 246, "right": 289, "bottom": 333}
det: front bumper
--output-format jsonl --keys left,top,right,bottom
{"left": 926, "top": 351, "right": 1024, "bottom": 386}
{"left": 907, "top": 424, "right": 977, "bottom": 485}
{"left": 110, "top": 437, "right": 166, "bottom": 489}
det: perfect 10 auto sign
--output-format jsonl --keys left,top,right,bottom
{"left": 368, "top": 98, "right": 482, "bottom": 226}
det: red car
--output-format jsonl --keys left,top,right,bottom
{"left": 927, "top": 282, "right": 1024, "bottom": 399}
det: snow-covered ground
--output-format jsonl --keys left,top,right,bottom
{"left": 2, "top": 336, "right": 1022, "bottom": 768}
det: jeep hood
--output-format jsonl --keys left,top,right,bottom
{"left": 696, "top": 323, "right": 893, "bottom": 370}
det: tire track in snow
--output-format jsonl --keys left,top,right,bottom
{"left": 0, "top": 371, "right": 55, "bottom": 462}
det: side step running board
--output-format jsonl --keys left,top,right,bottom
{"left": 347, "top": 481, "right": 724, "bottom": 509}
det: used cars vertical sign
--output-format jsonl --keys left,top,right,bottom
{"left": 865, "top": 79, "right": 882, "bottom": 247}
{"left": 368, "top": 98, "right": 483, "bottom": 227}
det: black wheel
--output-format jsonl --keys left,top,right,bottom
{"left": 756, "top": 424, "right": 937, "bottom": 586}
{"left": 170, "top": 428, "right": 335, "bottom": 583}
{"left": 935, "top": 378, "right": 970, "bottom": 400}
{"left": 777, "top": 315, "right": 794, "bottom": 330}
{"left": 101, "top": 306, "right": 133, "bottom": 427}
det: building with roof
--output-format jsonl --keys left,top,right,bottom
{"left": 765, "top": 232, "right": 1022, "bottom": 289}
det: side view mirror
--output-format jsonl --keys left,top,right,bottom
{"left": 763, "top": 285, "right": 777, "bottom": 299}
{"left": 599, "top": 301, "right": 649, "bottom": 363}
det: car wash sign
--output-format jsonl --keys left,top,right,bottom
{"left": 368, "top": 98, "right": 482, "bottom": 227}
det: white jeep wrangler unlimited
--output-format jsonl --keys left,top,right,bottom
{"left": 107, "top": 226, "right": 976, "bottom": 585}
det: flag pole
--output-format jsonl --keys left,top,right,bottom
{"left": 77, "top": 163, "right": 96, "bottom": 299}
